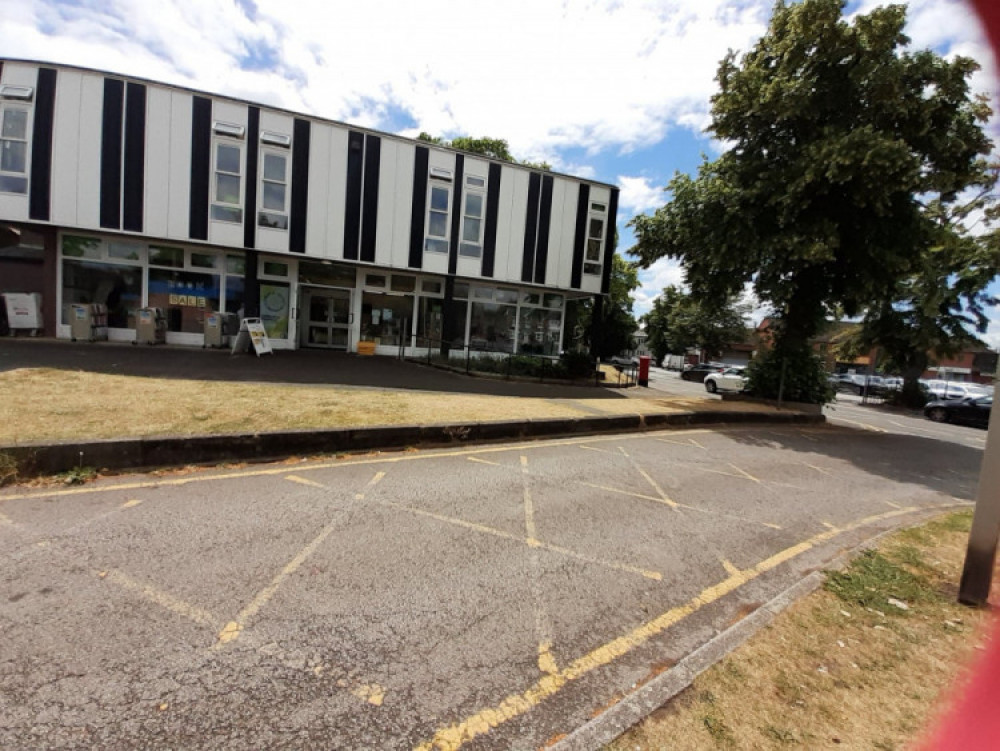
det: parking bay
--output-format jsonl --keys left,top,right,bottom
{"left": 0, "top": 424, "right": 978, "bottom": 749}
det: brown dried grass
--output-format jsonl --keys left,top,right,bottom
{"left": 607, "top": 511, "right": 994, "bottom": 751}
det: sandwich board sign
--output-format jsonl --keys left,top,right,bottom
{"left": 231, "top": 317, "right": 273, "bottom": 356}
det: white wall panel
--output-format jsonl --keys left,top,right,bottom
{"left": 142, "top": 86, "right": 171, "bottom": 238}
{"left": 555, "top": 181, "right": 579, "bottom": 289}
{"left": 74, "top": 74, "right": 104, "bottom": 230}
{"left": 504, "top": 169, "right": 530, "bottom": 284}
{"left": 542, "top": 178, "right": 567, "bottom": 287}
{"left": 50, "top": 70, "right": 82, "bottom": 226}
{"left": 374, "top": 138, "right": 397, "bottom": 266}
{"left": 324, "top": 126, "right": 349, "bottom": 260}
{"left": 166, "top": 92, "right": 192, "bottom": 240}
{"left": 304, "top": 123, "right": 330, "bottom": 256}
{"left": 391, "top": 141, "right": 415, "bottom": 269}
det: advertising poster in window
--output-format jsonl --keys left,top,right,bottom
{"left": 260, "top": 284, "right": 290, "bottom": 339}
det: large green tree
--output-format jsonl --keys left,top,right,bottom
{"left": 642, "top": 286, "right": 750, "bottom": 365}
{"left": 630, "top": 0, "right": 996, "bottom": 402}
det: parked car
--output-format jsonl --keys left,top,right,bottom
{"left": 924, "top": 395, "right": 992, "bottom": 428}
{"left": 608, "top": 355, "right": 639, "bottom": 368}
{"left": 680, "top": 362, "right": 726, "bottom": 382}
{"left": 832, "top": 373, "right": 884, "bottom": 396}
{"left": 920, "top": 380, "right": 991, "bottom": 402}
{"left": 704, "top": 367, "right": 747, "bottom": 393}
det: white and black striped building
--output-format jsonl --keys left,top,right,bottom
{"left": 0, "top": 60, "right": 619, "bottom": 355}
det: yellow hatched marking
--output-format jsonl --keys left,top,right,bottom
{"left": 382, "top": 501, "right": 662, "bottom": 581}
{"left": 803, "top": 463, "right": 832, "bottom": 476}
{"left": 581, "top": 482, "right": 669, "bottom": 507}
{"left": 355, "top": 471, "right": 386, "bottom": 500}
{"left": 415, "top": 505, "right": 927, "bottom": 750}
{"left": 616, "top": 447, "right": 677, "bottom": 509}
{"left": 214, "top": 519, "right": 341, "bottom": 648}
{"left": 101, "top": 569, "right": 220, "bottom": 629}
{"left": 655, "top": 437, "right": 706, "bottom": 450}
{"left": 538, "top": 642, "right": 558, "bottom": 675}
{"left": 688, "top": 438, "right": 707, "bottom": 450}
{"left": 721, "top": 559, "right": 741, "bottom": 577}
{"left": 579, "top": 445, "right": 612, "bottom": 454}
{"left": 121, "top": 499, "right": 143, "bottom": 508}
{"left": 467, "top": 457, "right": 501, "bottom": 466}
{"left": 285, "top": 475, "right": 327, "bottom": 488}
{"left": 727, "top": 464, "right": 761, "bottom": 484}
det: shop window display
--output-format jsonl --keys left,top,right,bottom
{"left": 61, "top": 260, "right": 142, "bottom": 328}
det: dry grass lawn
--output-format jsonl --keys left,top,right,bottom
{"left": 608, "top": 511, "right": 996, "bottom": 751}
{"left": 0, "top": 367, "right": 735, "bottom": 443}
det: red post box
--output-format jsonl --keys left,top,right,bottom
{"left": 638, "top": 355, "right": 651, "bottom": 387}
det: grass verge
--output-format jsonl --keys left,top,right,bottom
{"left": 607, "top": 511, "right": 995, "bottom": 751}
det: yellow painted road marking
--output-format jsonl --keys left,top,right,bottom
{"left": 721, "top": 559, "right": 741, "bottom": 577}
{"left": 581, "top": 482, "right": 673, "bottom": 508}
{"left": 355, "top": 471, "right": 386, "bottom": 500}
{"left": 520, "top": 456, "right": 538, "bottom": 544}
{"left": 285, "top": 475, "right": 327, "bottom": 488}
{"left": 0, "top": 428, "right": 724, "bottom": 503}
{"left": 802, "top": 463, "right": 832, "bottom": 476}
{"left": 822, "top": 521, "right": 837, "bottom": 530}
{"left": 655, "top": 437, "right": 706, "bottom": 450}
{"left": 727, "top": 464, "right": 761, "bottom": 484}
{"left": 415, "top": 505, "right": 928, "bottom": 750}
{"left": 121, "top": 499, "right": 143, "bottom": 508}
{"left": 834, "top": 418, "right": 888, "bottom": 433}
{"left": 351, "top": 683, "right": 386, "bottom": 706}
{"left": 618, "top": 447, "right": 678, "bottom": 509}
{"left": 0, "top": 512, "right": 14, "bottom": 526}
{"left": 579, "top": 445, "right": 612, "bottom": 454}
{"left": 101, "top": 569, "right": 220, "bottom": 629}
{"left": 689, "top": 438, "right": 707, "bottom": 450}
{"left": 381, "top": 500, "right": 662, "bottom": 581}
{"left": 538, "top": 642, "right": 559, "bottom": 675}
{"left": 214, "top": 518, "right": 342, "bottom": 648}
{"left": 884, "top": 500, "right": 902, "bottom": 509}
{"left": 467, "top": 457, "right": 501, "bottom": 466}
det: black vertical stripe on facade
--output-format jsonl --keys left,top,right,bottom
{"left": 533, "top": 175, "right": 554, "bottom": 284}
{"left": 360, "top": 134, "right": 381, "bottom": 263}
{"left": 408, "top": 146, "right": 429, "bottom": 269}
{"left": 244, "top": 250, "right": 260, "bottom": 318}
{"left": 243, "top": 107, "right": 260, "bottom": 249}
{"left": 481, "top": 163, "right": 502, "bottom": 278}
{"left": 188, "top": 96, "right": 212, "bottom": 240}
{"left": 99, "top": 78, "right": 124, "bottom": 229}
{"left": 570, "top": 184, "right": 590, "bottom": 289}
{"left": 521, "top": 172, "right": 541, "bottom": 283}
{"left": 122, "top": 82, "right": 146, "bottom": 232}
{"left": 447, "top": 154, "right": 464, "bottom": 276}
{"left": 289, "top": 118, "right": 311, "bottom": 254}
{"left": 343, "top": 130, "right": 364, "bottom": 260}
{"left": 600, "top": 188, "right": 619, "bottom": 295}
{"left": 28, "top": 67, "right": 56, "bottom": 222}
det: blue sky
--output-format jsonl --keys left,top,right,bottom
{"left": 2, "top": 0, "right": 998, "bottom": 343}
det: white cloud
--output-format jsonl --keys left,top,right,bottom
{"left": 618, "top": 175, "right": 666, "bottom": 214}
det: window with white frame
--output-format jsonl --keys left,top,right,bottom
{"left": 0, "top": 103, "right": 30, "bottom": 195}
{"left": 211, "top": 136, "right": 243, "bottom": 223}
{"left": 459, "top": 174, "right": 486, "bottom": 257}
{"left": 584, "top": 201, "right": 606, "bottom": 276}
{"left": 425, "top": 168, "right": 452, "bottom": 253}
{"left": 258, "top": 149, "right": 288, "bottom": 229}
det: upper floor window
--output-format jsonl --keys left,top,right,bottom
{"left": 0, "top": 106, "right": 30, "bottom": 194}
{"left": 425, "top": 181, "right": 451, "bottom": 254}
{"left": 584, "top": 203, "right": 606, "bottom": 276}
{"left": 258, "top": 150, "right": 289, "bottom": 230}
{"left": 211, "top": 141, "right": 243, "bottom": 223}
{"left": 459, "top": 174, "right": 486, "bottom": 258}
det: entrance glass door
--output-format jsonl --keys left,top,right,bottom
{"left": 302, "top": 288, "right": 352, "bottom": 349}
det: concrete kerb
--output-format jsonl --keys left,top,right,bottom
{"left": 0, "top": 410, "right": 824, "bottom": 479}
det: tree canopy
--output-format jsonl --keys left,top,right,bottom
{"left": 642, "top": 286, "right": 750, "bottom": 365}
{"left": 573, "top": 254, "right": 639, "bottom": 359}
{"left": 630, "top": 0, "right": 997, "bottom": 400}
{"left": 417, "top": 133, "right": 551, "bottom": 170}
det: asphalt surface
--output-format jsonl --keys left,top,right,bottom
{"left": 0, "top": 421, "right": 977, "bottom": 749}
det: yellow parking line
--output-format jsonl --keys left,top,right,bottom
{"left": 0, "top": 511, "right": 14, "bottom": 527}
{"left": 214, "top": 518, "right": 342, "bottom": 648}
{"left": 727, "top": 464, "right": 761, "bottom": 484}
{"left": 721, "top": 559, "right": 741, "bottom": 577}
{"left": 674, "top": 501, "right": 783, "bottom": 530}
{"left": 355, "top": 471, "right": 386, "bottom": 500}
{"left": 285, "top": 475, "right": 327, "bottom": 488}
{"left": 100, "top": 569, "right": 220, "bottom": 630}
{"left": 618, "top": 447, "right": 678, "bottom": 509}
{"left": 803, "top": 463, "right": 832, "bottom": 476}
{"left": 121, "top": 499, "right": 143, "bottom": 508}
{"left": 415, "top": 505, "right": 926, "bottom": 750}
{"left": 467, "top": 457, "right": 501, "bottom": 466}
{"left": 520, "top": 457, "right": 538, "bottom": 543}
{"left": 579, "top": 445, "right": 612, "bottom": 454}
{"left": 580, "top": 482, "right": 671, "bottom": 508}
{"left": 538, "top": 642, "right": 559, "bottom": 675}
{"left": 381, "top": 500, "right": 662, "bottom": 581}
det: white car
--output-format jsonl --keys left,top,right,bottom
{"left": 704, "top": 367, "right": 748, "bottom": 393}
{"left": 921, "top": 380, "right": 991, "bottom": 401}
